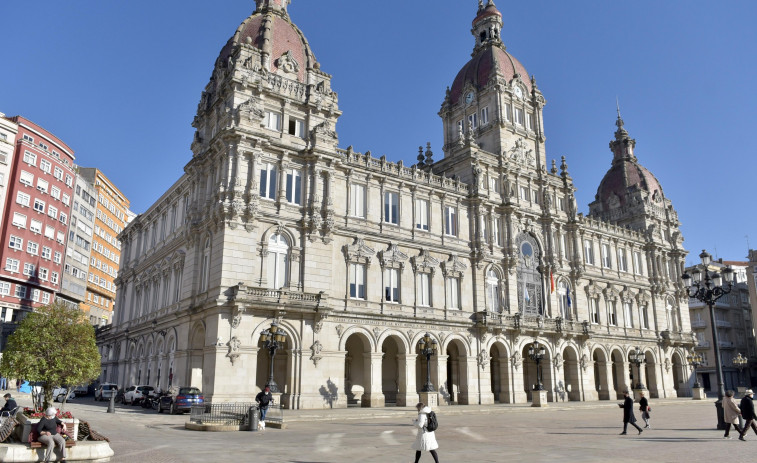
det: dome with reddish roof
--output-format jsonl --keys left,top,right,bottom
{"left": 472, "top": 3, "right": 502, "bottom": 26}
{"left": 217, "top": 0, "right": 316, "bottom": 84}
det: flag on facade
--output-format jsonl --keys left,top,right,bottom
{"left": 566, "top": 287, "right": 572, "bottom": 308}
{"left": 550, "top": 271, "right": 555, "bottom": 293}
{"left": 524, "top": 285, "right": 530, "bottom": 302}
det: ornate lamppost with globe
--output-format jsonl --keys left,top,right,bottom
{"left": 629, "top": 347, "right": 647, "bottom": 390}
{"left": 528, "top": 341, "right": 546, "bottom": 391}
{"left": 418, "top": 333, "right": 438, "bottom": 392}
{"left": 682, "top": 249, "right": 735, "bottom": 430}
{"left": 733, "top": 353, "right": 748, "bottom": 390}
{"left": 259, "top": 322, "right": 287, "bottom": 393}
{"left": 687, "top": 352, "right": 704, "bottom": 389}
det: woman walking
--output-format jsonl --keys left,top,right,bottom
{"left": 723, "top": 390, "right": 743, "bottom": 439}
{"left": 411, "top": 402, "right": 439, "bottom": 463}
{"left": 639, "top": 391, "right": 651, "bottom": 428}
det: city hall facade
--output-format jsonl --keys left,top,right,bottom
{"left": 98, "top": 0, "right": 695, "bottom": 408}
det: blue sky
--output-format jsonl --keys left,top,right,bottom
{"left": 1, "top": 0, "right": 755, "bottom": 265}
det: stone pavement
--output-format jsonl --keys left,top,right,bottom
{"left": 7, "top": 393, "right": 757, "bottom": 462}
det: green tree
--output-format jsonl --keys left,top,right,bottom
{"left": 0, "top": 302, "right": 101, "bottom": 410}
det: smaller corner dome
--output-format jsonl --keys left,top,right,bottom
{"left": 449, "top": 47, "right": 531, "bottom": 104}
{"left": 218, "top": 6, "right": 315, "bottom": 84}
{"left": 472, "top": 3, "right": 502, "bottom": 27}
{"left": 595, "top": 160, "right": 665, "bottom": 206}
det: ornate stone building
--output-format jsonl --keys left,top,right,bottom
{"left": 98, "top": 0, "right": 694, "bottom": 408}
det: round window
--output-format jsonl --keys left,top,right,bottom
{"left": 521, "top": 242, "right": 533, "bottom": 257}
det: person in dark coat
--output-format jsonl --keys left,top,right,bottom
{"left": 36, "top": 407, "right": 67, "bottom": 463}
{"left": 255, "top": 386, "right": 273, "bottom": 422}
{"left": 638, "top": 391, "right": 650, "bottom": 428}
{"left": 0, "top": 393, "right": 17, "bottom": 415}
{"left": 738, "top": 389, "right": 757, "bottom": 441}
{"left": 619, "top": 391, "right": 643, "bottom": 435}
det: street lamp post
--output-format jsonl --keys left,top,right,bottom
{"left": 682, "top": 249, "right": 735, "bottom": 430}
{"left": 259, "top": 322, "right": 287, "bottom": 393}
{"left": 629, "top": 347, "right": 647, "bottom": 390}
{"left": 418, "top": 333, "right": 438, "bottom": 392}
{"left": 733, "top": 353, "right": 748, "bottom": 388}
{"left": 528, "top": 341, "right": 546, "bottom": 391}
{"left": 687, "top": 352, "right": 703, "bottom": 388}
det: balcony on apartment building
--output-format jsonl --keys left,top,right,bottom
{"left": 694, "top": 341, "right": 711, "bottom": 350}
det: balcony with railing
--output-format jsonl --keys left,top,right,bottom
{"left": 718, "top": 341, "right": 735, "bottom": 349}
{"left": 694, "top": 341, "right": 711, "bottom": 350}
{"left": 715, "top": 319, "right": 732, "bottom": 328}
{"left": 691, "top": 320, "right": 707, "bottom": 329}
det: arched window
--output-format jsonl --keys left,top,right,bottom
{"left": 557, "top": 279, "right": 571, "bottom": 319}
{"left": 485, "top": 269, "right": 501, "bottom": 312}
{"left": 200, "top": 238, "right": 211, "bottom": 292}
{"left": 516, "top": 233, "right": 543, "bottom": 316}
{"left": 267, "top": 234, "right": 290, "bottom": 289}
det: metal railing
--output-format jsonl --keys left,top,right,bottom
{"left": 189, "top": 403, "right": 256, "bottom": 427}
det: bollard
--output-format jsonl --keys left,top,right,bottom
{"left": 107, "top": 394, "right": 115, "bottom": 413}
{"left": 248, "top": 406, "right": 259, "bottom": 431}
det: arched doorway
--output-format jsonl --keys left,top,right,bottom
{"left": 515, "top": 233, "right": 543, "bottom": 316}
{"left": 344, "top": 333, "right": 372, "bottom": 407}
{"left": 490, "top": 343, "right": 511, "bottom": 403}
{"left": 671, "top": 352, "right": 684, "bottom": 397}
{"left": 592, "top": 349, "right": 611, "bottom": 400}
{"left": 189, "top": 324, "right": 205, "bottom": 389}
{"left": 563, "top": 346, "right": 580, "bottom": 401}
{"left": 645, "top": 351, "right": 659, "bottom": 398}
{"left": 444, "top": 339, "right": 469, "bottom": 405}
{"left": 610, "top": 349, "right": 626, "bottom": 399}
{"left": 255, "top": 325, "right": 290, "bottom": 397}
{"left": 381, "top": 336, "right": 402, "bottom": 406}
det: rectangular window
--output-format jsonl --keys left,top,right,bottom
{"left": 634, "top": 251, "right": 643, "bottom": 275}
{"left": 418, "top": 273, "right": 431, "bottom": 307}
{"left": 42, "top": 247, "right": 52, "bottom": 259}
{"left": 265, "top": 111, "right": 282, "bottom": 131}
{"left": 51, "top": 272, "right": 59, "bottom": 284}
{"left": 27, "top": 241, "right": 39, "bottom": 255}
{"left": 349, "top": 263, "right": 366, "bottom": 299}
{"left": 65, "top": 174, "right": 72, "bottom": 187}
{"left": 467, "top": 113, "right": 478, "bottom": 130}
{"left": 515, "top": 108, "right": 524, "bottom": 125}
{"left": 62, "top": 194, "right": 70, "bottom": 206}
{"left": 5, "top": 259, "right": 19, "bottom": 272}
{"left": 480, "top": 107, "right": 489, "bottom": 125}
{"left": 59, "top": 212, "right": 67, "bottom": 224}
{"left": 34, "top": 198, "right": 45, "bottom": 213}
{"left": 9, "top": 236, "right": 23, "bottom": 250}
{"left": 16, "top": 191, "right": 30, "bottom": 207}
{"left": 480, "top": 216, "right": 488, "bottom": 243}
{"left": 446, "top": 277, "right": 460, "bottom": 309}
{"left": 624, "top": 302, "right": 634, "bottom": 327}
{"left": 37, "top": 178, "right": 49, "bottom": 193}
{"left": 40, "top": 159, "right": 52, "bottom": 173}
{"left": 493, "top": 217, "right": 502, "bottom": 246}
{"left": 284, "top": 169, "right": 302, "bottom": 205}
{"left": 504, "top": 103, "right": 512, "bottom": 121}
{"left": 20, "top": 170, "right": 34, "bottom": 186}
{"left": 54, "top": 167, "right": 63, "bottom": 180}
{"left": 13, "top": 213, "right": 27, "bottom": 229}
{"left": 51, "top": 186, "right": 61, "bottom": 200}
{"left": 45, "top": 226, "right": 55, "bottom": 239}
{"left": 584, "top": 240, "right": 594, "bottom": 265}
{"left": 384, "top": 192, "right": 399, "bottom": 225}
{"left": 601, "top": 243, "right": 612, "bottom": 269}
{"left": 23, "top": 263, "right": 35, "bottom": 276}
{"left": 641, "top": 305, "right": 649, "bottom": 329}
{"left": 22, "top": 134, "right": 34, "bottom": 143}
{"left": 23, "top": 150, "right": 37, "bottom": 165}
{"left": 590, "top": 298, "right": 600, "bottom": 324}
{"left": 259, "top": 163, "right": 277, "bottom": 200}
{"left": 444, "top": 206, "right": 457, "bottom": 236}
{"left": 415, "top": 199, "right": 429, "bottom": 231}
{"left": 54, "top": 251, "right": 62, "bottom": 264}
{"left": 42, "top": 292, "right": 50, "bottom": 304}
{"left": 349, "top": 184, "right": 366, "bottom": 218}
{"left": 618, "top": 249, "right": 628, "bottom": 272}
{"left": 39, "top": 268, "right": 48, "bottom": 281}
{"left": 14, "top": 285, "right": 26, "bottom": 299}
{"left": 0, "top": 282, "right": 9, "bottom": 296}
{"left": 384, "top": 268, "right": 400, "bottom": 303}
{"left": 519, "top": 186, "right": 529, "bottom": 201}
{"left": 31, "top": 289, "right": 40, "bottom": 302}
{"left": 288, "top": 118, "right": 305, "bottom": 138}
{"left": 526, "top": 112, "right": 535, "bottom": 130}
{"left": 608, "top": 301, "right": 617, "bottom": 326}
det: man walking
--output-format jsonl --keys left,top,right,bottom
{"left": 255, "top": 386, "right": 273, "bottom": 425}
{"left": 738, "top": 389, "right": 757, "bottom": 441}
{"left": 619, "top": 391, "right": 643, "bottom": 435}
{"left": 639, "top": 391, "right": 651, "bottom": 428}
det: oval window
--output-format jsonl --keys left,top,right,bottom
{"left": 521, "top": 242, "right": 533, "bottom": 257}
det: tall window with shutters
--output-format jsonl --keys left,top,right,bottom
{"left": 350, "top": 184, "right": 366, "bottom": 218}
{"left": 384, "top": 192, "right": 399, "bottom": 225}
{"left": 415, "top": 199, "right": 429, "bottom": 231}
{"left": 267, "top": 234, "right": 289, "bottom": 289}
{"left": 285, "top": 169, "right": 302, "bottom": 205}
{"left": 349, "top": 263, "right": 366, "bottom": 299}
{"left": 259, "top": 163, "right": 277, "bottom": 200}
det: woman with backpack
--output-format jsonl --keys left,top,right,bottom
{"left": 411, "top": 402, "right": 440, "bottom": 463}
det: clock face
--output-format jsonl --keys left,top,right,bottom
{"left": 465, "top": 91, "right": 475, "bottom": 104}
{"left": 513, "top": 86, "right": 523, "bottom": 100}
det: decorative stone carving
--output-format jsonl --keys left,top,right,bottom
{"left": 343, "top": 238, "right": 375, "bottom": 264}
{"left": 477, "top": 350, "right": 490, "bottom": 370}
{"left": 310, "top": 341, "right": 323, "bottom": 367}
{"left": 552, "top": 353, "right": 563, "bottom": 371}
{"left": 372, "top": 327, "right": 381, "bottom": 341}
{"left": 441, "top": 254, "right": 468, "bottom": 278}
{"left": 664, "top": 357, "right": 671, "bottom": 372}
{"left": 510, "top": 352, "right": 522, "bottom": 370}
{"left": 411, "top": 249, "right": 440, "bottom": 275}
{"left": 277, "top": 50, "right": 300, "bottom": 75}
{"left": 508, "top": 138, "right": 535, "bottom": 165}
{"left": 379, "top": 244, "right": 408, "bottom": 269}
{"left": 335, "top": 324, "right": 344, "bottom": 336}
{"left": 227, "top": 336, "right": 241, "bottom": 365}
{"left": 231, "top": 314, "right": 242, "bottom": 329}
{"left": 580, "top": 354, "right": 589, "bottom": 372}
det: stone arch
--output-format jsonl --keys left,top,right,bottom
{"left": 644, "top": 349, "right": 660, "bottom": 398}
{"left": 671, "top": 351, "right": 685, "bottom": 397}
{"left": 609, "top": 347, "right": 628, "bottom": 399}
{"left": 443, "top": 337, "right": 471, "bottom": 405}
{"left": 189, "top": 322, "right": 206, "bottom": 389}
{"left": 592, "top": 346, "right": 611, "bottom": 400}
{"left": 337, "top": 326, "right": 377, "bottom": 353}
{"left": 562, "top": 344, "right": 581, "bottom": 401}
{"left": 380, "top": 334, "right": 407, "bottom": 406}
{"left": 253, "top": 319, "right": 298, "bottom": 403}
{"left": 488, "top": 340, "right": 512, "bottom": 403}
{"left": 343, "top": 331, "right": 374, "bottom": 407}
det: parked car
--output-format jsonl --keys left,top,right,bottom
{"left": 122, "top": 385, "right": 155, "bottom": 405}
{"left": 158, "top": 387, "right": 204, "bottom": 414}
{"left": 52, "top": 387, "right": 75, "bottom": 402}
{"left": 73, "top": 384, "right": 90, "bottom": 396}
{"left": 95, "top": 383, "right": 119, "bottom": 401}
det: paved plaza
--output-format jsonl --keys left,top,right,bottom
{"left": 7, "top": 394, "right": 757, "bottom": 462}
